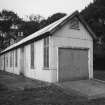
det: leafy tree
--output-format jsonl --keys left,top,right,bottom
{"left": 20, "top": 21, "right": 40, "bottom": 36}
{"left": 29, "top": 14, "right": 44, "bottom": 22}
{"left": 81, "top": 0, "right": 105, "bottom": 69}
{"left": 0, "top": 9, "right": 22, "bottom": 33}
{"left": 1, "top": 9, "right": 21, "bottom": 24}
{"left": 39, "top": 12, "right": 66, "bottom": 29}
{"left": 46, "top": 13, "right": 66, "bottom": 25}
{"left": 0, "top": 10, "right": 22, "bottom": 49}
{"left": 0, "top": 20, "right": 12, "bottom": 32}
{"left": 81, "top": 0, "right": 105, "bottom": 42}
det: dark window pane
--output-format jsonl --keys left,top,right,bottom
{"left": 15, "top": 50, "right": 18, "bottom": 67}
{"left": 30, "top": 43, "right": 34, "bottom": 69}
{"left": 44, "top": 37, "right": 49, "bottom": 68}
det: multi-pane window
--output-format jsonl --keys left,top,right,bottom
{"left": 30, "top": 42, "right": 35, "bottom": 69}
{"left": 44, "top": 37, "right": 49, "bottom": 68}
{"left": 15, "top": 50, "right": 18, "bottom": 67}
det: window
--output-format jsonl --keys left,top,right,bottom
{"left": 10, "top": 52, "right": 12, "bottom": 67}
{"left": 18, "top": 32, "right": 23, "bottom": 37}
{"left": 0, "top": 57, "right": 1, "bottom": 68}
{"left": 44, "top": 37, "right": 49, "bottom": 68}
{"left": 30, "top": 43, "right": 35, "bottom": 69}
{"left": 6, "top": 55, "right": 8, "bottom": 67}
{"left": 0, "top": 57, "right": 1, "bottom": 67}
{"left": 70, "top": 17, "right": 80, "bottom": 30}
{"left": 15, "top": 50, "right": 18, "bottom": 67}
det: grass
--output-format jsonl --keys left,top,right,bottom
{"left": 94, "top": 70, "right": 105, "bottom": 81}
{"left": 0, "top": 70, "right": 105, "bottom": 105}
{"left": 1, "top": 83, "right": 105, "bottom": 105}
{"left": 0, "top": 84, "right": 83, "bottom": 105}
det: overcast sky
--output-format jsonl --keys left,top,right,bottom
{"left": 0, "top": 0, "right": 93, "bottom": 18}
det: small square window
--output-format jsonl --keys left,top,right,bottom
{"left": 69, "top": 17, "right": 80, "bottom": 30}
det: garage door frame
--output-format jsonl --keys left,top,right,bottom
{"left": 57, "top": 47, "right": 89, "bottom": 82}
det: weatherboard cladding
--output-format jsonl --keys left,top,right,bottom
{"left": 0, "top": 11, "right": 96, "bottom": 55}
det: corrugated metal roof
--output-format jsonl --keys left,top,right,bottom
{"left": 1, "top": 14, "right": 69, "bottom": 53}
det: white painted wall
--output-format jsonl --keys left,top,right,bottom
{"left": 13, "top": 49, "right": 20, "bottom": 75}
{"left": 1, "top": 48, "right": 21, "bottom": 75}
{"left": 5, "top": 52, "right": 10, "bottom": 72}
{"left": 50, "top": 20, "right": 93, "bottom": 82}
{"left": 0, "top": 39, "right": 57, "bottom": 82}
{"left": 0, "top": 55, "right": 4, "bottom": 71}
{"left": 23, "top": 39, "right": 57, "bottom": 82}
{"left": 5, "top": 51, "right": 11, "bottom": 73}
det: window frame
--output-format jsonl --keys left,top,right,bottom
{"left": 43, "top": 37, "right": 49, "bottom": 68}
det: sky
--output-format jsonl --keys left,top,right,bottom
{"left": 0, "top": 0, "right": 93, "bottom": 19}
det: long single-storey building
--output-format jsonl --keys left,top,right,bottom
{"left": 0, "top": 11, "right": 96, "bottom": 82}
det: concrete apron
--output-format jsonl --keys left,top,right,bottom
{"left": 57, "top": 79, "right": 105, "bottom": 99}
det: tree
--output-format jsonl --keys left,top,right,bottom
{"left": 46, "top": 13, "right": 66, "bottom": 24}
{"left": 1, "top": 9, "right": 21, "bottom": 24}
{"left": 39, "top": 12, "right": 67, "bottom": 29}
{"left": 81, "top": 0, "right": 105, "bottom": 69}
{"left": 29, "top": 14, "right": 44, "bottom": 22}
{"left": 20, "top": 20, "right": 40, "bottom": 36}
{"left": 0, "top": 10, "right": 22, "bottom": 49}
{"left": 81, "top": 0, "right": 105, "bottom": 37}
{"left": 0, "top": 10, "right": 22, "bottom": 32}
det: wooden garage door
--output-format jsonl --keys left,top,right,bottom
{"left": 59, "top": 48, "right": 89, "bottom": 82}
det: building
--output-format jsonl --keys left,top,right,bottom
{"left": 9, "top": 31, "right": 24, "bottom": 46}
{"left": 9, "top": 24, "right": 24, "bottom": 45}
{"left": 0, "top": 11, "right": 96, "bottom": 82}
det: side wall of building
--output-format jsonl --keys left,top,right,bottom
{"left": 0, "top": 38, "right": 57, "bottom": 82}
{"left": 0, "top": 55, "right": 5, "bottom": 71}
{"left": 0, "top": 49, "right": 21, "bottom": 74}
{"left": 22, "top": 39, "right": 57, "bottom": 82}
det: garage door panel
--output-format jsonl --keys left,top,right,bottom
{"left": 73, "top": 50, "right": 88, "bottom": 76}
{"left": 59, "top": 48, "right": 89, "bottom": 82}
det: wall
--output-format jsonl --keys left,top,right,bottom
{"left": 23, "top": 39, "right": 57, "bottom": 82}
{"left": 0, "top": 55, "right": 4, "bottom": 71}
{"left": 2, "top": 48, "right": 20, "bottom": 75}
{"left": 50, "top": 19, "right": 93, "bottom": 82}
{"left": 0, "top": 37, "right": 57, "bottom": 82}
